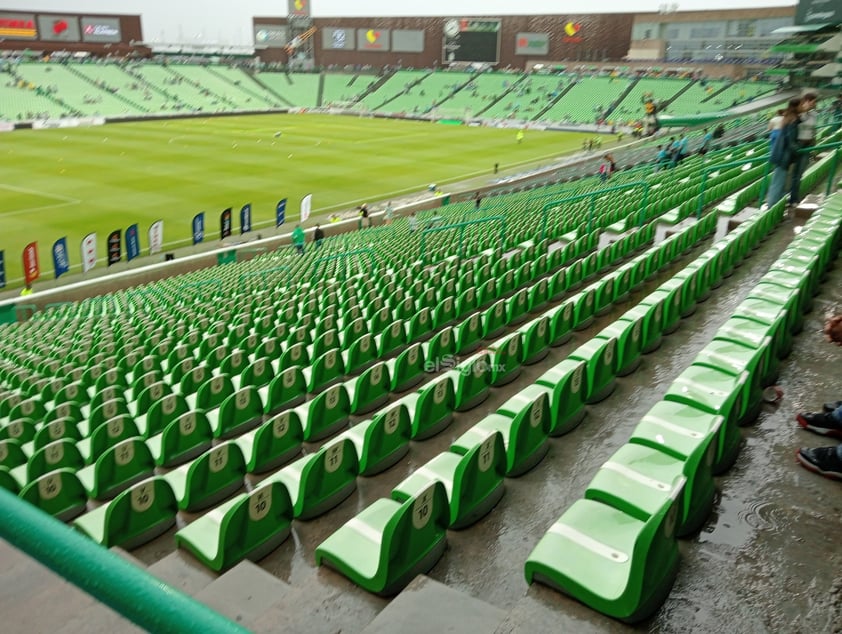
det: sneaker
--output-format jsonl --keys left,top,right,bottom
{"left": 822, "top": 401, "right": 842, "bottom": 414}
{"left": 796, "top": 412, "right": 842, "bottom": 438}
{"left": 796, "top": 447, "right": 842, "bottom": 481}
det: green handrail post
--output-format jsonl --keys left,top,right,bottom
{"left": 696, "top": 156, "right": 769, "bottom": 218}
{"left": 419, "top": 215, "right": 506, "bottom": 266}
{"left": 757, "top": 160, "right": 773, "bottom": 208}
{"left": 311, "top": 248, "right": 376, "bottom": 282}
{"left": 827, "top": 147, "right": 840, "bottom": 196}
{"left": 0, "top": 488, "right": 249, "bottom": 634}
{"left": 586, "top": 197, "right": 597, "bottom": 234}
{"left": 540, "top": 181, "right": 650, "bottom": 240}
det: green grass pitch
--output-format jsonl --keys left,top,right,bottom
{"left": 0, "top": 113, "right": 593, "bottom": 285}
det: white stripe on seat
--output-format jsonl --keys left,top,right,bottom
{"left": 346, "top": 517, "right": 384, "bottom": 545}
{"left": 548, "top": 522, "right": 629, "bottom": 563}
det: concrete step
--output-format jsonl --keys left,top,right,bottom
{"left": 146, "top": 550, "right": 216, "bottom": 596}
{"left": 361, "top": 575, "right": 506, "bottom": 634}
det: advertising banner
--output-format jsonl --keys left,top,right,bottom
{"left": 36, "top": 15, "right": 80, "bottom": 42}
{"left": 148, "top": 220, "right": 164, "bottom": 255}
{"left": 392, "top": 29, "right": 425, "bottom": 53}
{"left": 0, "top": 13, "right": 37, "bottom": 40}
{"left": 323, "top": 27, "right": 355, "bottom": 50}
{"left": 81, "top": 233, "right": 97, "bottom": 273}
{"left": 192, "top": 212, "right": 205, "bottom": 245}
{"left": 288, "top": 0, "right": 310, "bottom": 18}
{"left": 81, "top": 17, "right": 122, "bottom": 43}
{"left": 220, "top": 208, "right": 232, "bottom": 239}
{"left": 357, "top": 28, "right": 391, "bottom": 52}
{"left": 125, "top": 224, "right": 140, "bottom": 261}
{"left": 254, "top": 24, "right": 288, "bottom": 47}
{"left": 796, "top": 0, "right": 842, "bottom": 24}
{"left": 107, "top": 229, "right": 121, "bottom": 266}
{"left": 276, "top": 198, "right": 287, "bottom": 227}
{"left": 240, "top": 203, "right": 252, "bottom": 234}
{"left": 52, "top": 237, "right": 70, "bottom": 278}
{"left": 515, "top": 32, "right": 550, "bottom": 55}
{"left": 22, "top": 242, "right": 39, "bottom": 284}
{"left": 300, "top": 194, "right": 312, "bottom": 223}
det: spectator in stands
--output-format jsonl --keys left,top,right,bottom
{"left": 358, "top": 203, "right": 369, "bottom": 229}
{"left": 671, "top": 134, "right": 690, "bottom": 167}
{"left": 766, "top": 98, "right": 801, "bottom": 209}
{"left": 292, "top": 224, "right": 305, "bottom": 255}
{"left": 697, "top": 128, "right": 713, "bottom": 155}
{"left": 383, "top": 201, "right": 394, "bottom": 225}
{"left": 408, "top": 212, "right": 418, "bottom": 232}
{"left": 768, "top": 109, "right": 785, "bottom": 148}
{"left": 789, "top": 92, "right": 818, "bottom": 208}
{"left": 313, "top": 224, "right": 324, "bottom": 248}
{"left": 474, "top": 191, "right": 482, "bottom": 209}
{"left": 654, "top": 145, "right": 670, "bottom": 172}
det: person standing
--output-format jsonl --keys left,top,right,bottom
{"left": 292, "top": 224, "right": 305, "bottom": 255}
{"left": 384, "top": 201, "right": 394, "bottom": 226}
{"left": 313, "top": 224, "right": 324, "bottom": 248}
{"left": 408, "top": 212, "right": 418, "bottom": 233}
{"left": 789, "top": 92, "right": 818, "bottom": 208}
{"left": 474, "top": 191, "right": 482, "bottom": 209}
{"left": 766, "top": 98, "right": 801, "bottom": 208}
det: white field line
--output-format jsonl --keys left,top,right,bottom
{"left": 0, "top": 184, "right": 82, "bottom": 217}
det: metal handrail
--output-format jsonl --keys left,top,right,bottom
{"left": 0, "top": 487, "right": 249, "bottom": 634}
{"left": 419, "top": 215, "right": 507, "bottom": 264}
{"left": 539, "top": 180, "right": 650, "bottom": 238}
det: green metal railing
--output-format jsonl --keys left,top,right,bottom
{"left": 695, "top": 156, "right": 768, "bottom": 218}
{"left": 419, "top": 215, "right": 506, "bottom": 264}
{"left": 539, "top": 180, "right": 651, "bottom": 239}
{"left": 311, "top": 247, "right": 376, "bottom": 281}
{"left": 0, "top": 488, "right": 249, "bottom": 634}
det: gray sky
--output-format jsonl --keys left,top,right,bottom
{"left": 20, "top": 0, "right": 798, "bottom": 45}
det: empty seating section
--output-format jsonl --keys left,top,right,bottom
{"left": 321, "top": 73, "right": 378, "bottom": 107}
{"left": 375, "top": 70, "right": 477, "bottom": 114}
{"left": 611, "top": 78, "right": 689, "bottom": 123}
{"left": 481, "top": 74, "right": 564, "bottom": 121}
{"left": 133, "top": 64, "right": 227, "bottom": 112}
{"left": 355, "top": 69, "right": 429, "bottom": 110}
{"left": 198, "top": 65, "right": 282, "bottom": 108}
{"left": 17, "top": 63, "right": 148, "bottom": 117}
{"left": 664, "top": 80, "right": 729, "bottom": 116}
{"left": 539, "top": 76, "right": 629, "bottom": 124}
{"left": 0, "top": 82, "right": 66, "bottom": 120}
{"left": 709, "top": 80, "right": 777, "bottom": 109}
{"left": 255, "top": 72, "right": 320, "bottom": 108}
{"left": 437, "top": 72, "right": 520, "bottom": 117}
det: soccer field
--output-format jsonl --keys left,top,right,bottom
{"left": 0, "top": 113, "right": 593, "bottom": 285}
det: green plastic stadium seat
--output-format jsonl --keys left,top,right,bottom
{"left": 76, "top": 415, "right": 139, "bottom": 466}
{"left": 400, "top": 374, "right": 455, "bottom": 440}
{"left": 175, "top": 482, "right": 293, "bottom": 572}
{"left": 517, "top": 316, "right": 551, "bottom": 365}
{"left": 332, "top": 403, "right": 411, "bottom": 477}
{"left": 73, "top": 476, "right": 177, "bottom": 549}
{"left": 80, "top": 397, "right": 131, "bottom": 437}
{"left": 77, "top": 427, "right": 152, "bottom": 494}
{"left": 11, "top": 439, "right": 84, "bottom": 488}
{"left": 629, "top": 403, "right": 721, "bottom": 536}
{"left": 571, "top": 288, "right": 596, "bottom": 330}
{"left": 375, "top": 320, "right": 408, "bottom": 358}
{"left": 597, "top": 319, "right": 643, "bottom": 378}
{"left": 445, "top": 352, "right": 492, "bottom": 412}
{"left": 535, "top": 358, "right": 588, "bottom": 436}
{"left": 163, "top": 441, "right": 246, "bottom": 512}
{"left": 342, "top": 334, "right": 379, "bottom": 376}
{"left": 622, "top": 302, "right": 664, "bottom": 355}
{"left": 0, "top": 418, "right": 36, "bottom": 444}
{"left": 19, "top": 468, "right": 88, "bottom": 521}
{"left": 454, "top": 313, "right": 484, "bottom": 355}
{"left": 0, "top": 438, "right": 26, "bottom": 470}
{"left": 267, "top": 438, "right": 358, "bottom": 520}
{"left": 345, "top": 362, "right": 391, "bottom": 415}
{"left": 135, "top": 393, "right": 190, "bottom": 439}
{"left": 146, "top": 410, "right": 214, "bottom": 468}
{"left": 570, "top": 336, "right": 618, "bottom": 404}
{"left": 524, "top": 494, "right": 680, "bottom": 623}
{"left": 482, "top": 300, "right": 508, "bottom": 339}
{"left": 304, "top": 349, "right": 346, "bottom": 394}
{"left": 0, "top": 466, "right": 19, "bottom": 494}
{"left": 393, "top": 429, "right": 505, "bottom": 529}
{"left": 420, "top": 327, "right": 455, "bottom": 371}
{"left": 385, "top": 343, "right": 426, "bottom": 393}
{"left": 234, "top": 409, "right": 303, "bottom": 474}
{"left": 663, "top": 366, "right": 747, "bottom": 474}
{"left": 546, "top": 299, "right": 575, "bottom": 347}
{"left": 315, "top": 482, "right": 449, "bottom": 596}
{"left": 264, "top": 367, "right": 306, "bottom": 414}
{"left": 207, "top": 386, "right": 264, "bottom": 440}
{"left": 735, "top": 297, "right": 792, "bottom": 362}
{"left": 487, "top": 332, "right": 523, "bottom": 387}
{"left": 294, "top": 383, "right": 351, "bottom": 442}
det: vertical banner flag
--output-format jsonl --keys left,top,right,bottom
{"left": 0, "top": 251, "right": 5, "bottom": 288}
{"left": 220, "top": 208, "right": 232, "bottom": 239}
{"left": 300, "top": 194, "right": 312, "bottom": 223}
{"left": 240, "top": 203, "right": 252, "bottom": 234}
{"left": 126, "top": 224, "right": 140, "bottom": 261}
{"left": 192, "top": 212, "right": 205, "bottom": 245}
{"left": 148, "top": 220, "right": 164, "bottom": 255}
{"left": 52, "top": 237, "right": 70, "bottom": 279}
{"left": 22, "top": 242, "right": 40, "bottom": 285}
{"left": 107, "top": 230, "right": 122, "bottom": 266}
{"left": 276, "top": 199, "right": 287, "bottom": 227}
{"left": 81, "top": 233, "right": 97, "bottom": 273}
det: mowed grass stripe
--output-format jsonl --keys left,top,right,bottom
{"left": 0, "top": 114, "right": 591, "bottom": 284}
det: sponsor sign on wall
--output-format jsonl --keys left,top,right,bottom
{"left": 0, "top": 13, "right": 37, "bottom": 40}
{"left": 36, "top": 15, "right": 80, "bottom": 42}
{"left": 288, "top": 0, "right": 310, "bottom": 18}
{"left": 357, "top": 28, "right": 391, "bottom": 52}
{"left": 80, "top": 17, "right": 122, "bottom": 43}
{"left": 796, "top": 0, "right": 842, "bottom": 24}
{"left": 254, "top": 24, "right": 288, "bottom": 47}
{"left": 392, "top": 29, "right": 424, "bottom": 53}
{"left": 323, "top": 27, "right": 355, "bottom": 50}
{"left": 515, "top": 32, "right": 549, "bottom": 55}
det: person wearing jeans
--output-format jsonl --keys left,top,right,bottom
{"left": 766, "top": 97, "right": 801, "bottom": 208}
{"left": 789, "top": 93, "right": 818, "bottom": 207}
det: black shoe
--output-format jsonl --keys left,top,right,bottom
{"left": 796, "top": 447, "right": 842, "bottom": 481}
{"left": 822, "top": 401, "right": 842, "bottom": 414}
{"left": 796, "top": 412, "right": 842, "bottom": 439}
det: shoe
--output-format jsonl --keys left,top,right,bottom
{"left": 822, "top": 401, "right": 842, "bottom": 414}
{"left": 796, "top": 412, "right": 842, "bottom": 438}
{"left": 796, "top": 447, "right": 842, "bottom": 481}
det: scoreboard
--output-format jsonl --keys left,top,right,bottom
{"left": 443, "top": 18, "right": 501, "bottom": 64}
